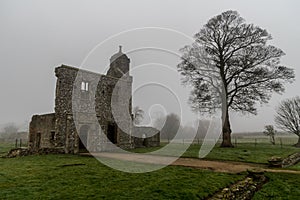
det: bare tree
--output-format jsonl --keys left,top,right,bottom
{"left": 263, "top": 125, "right": 276, "bottom": 145}
{"left": 195, "top": 119, "right": 210, "bottom": 139}
{"left": 1, "top": 122, "right": 19, "bottom": 139}
{"left": 153, "top": 113, "right": 181, "bottom": 141}
{"left": 178, "top": 10, "right": 294, "bottom": 147}
{"left": 275, "top": 96, "right": 300, "bottom": 147}
{"left": 132, "top": 106, "right": 144, "bottom": 125}
{"left": 180, "top": 125, "right": 197, "bottom": 140}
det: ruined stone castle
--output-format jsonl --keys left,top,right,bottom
{"left": 28, "top": 47, "right": 160, "bottom": 154}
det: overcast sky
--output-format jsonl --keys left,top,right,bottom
{"left": 0, "top": 0, "right": 299, "bottom": 132}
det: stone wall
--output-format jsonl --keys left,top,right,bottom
{"left": 54, "top": 65, "right": 77, "bottom": 149}
{"left": 107, "top": 46, "right": 130, "bottom": 78}
{"left": 29, "top": 113, "right": 56, "bottom": 151}
{"left": 282, "top": 152, "right": 300, "bottom": 168}
{"left": 5, "top": 147, "right": 65, "bottom": 158}
{"left": 132, "top": 127, "right": 160, "bottom": 148}
{"left": 54, "top": 65, "right": 134, "bottom": 153}
{"left": 28, "top": 48, "right": 160, "bottom": 154}
{"left": 209, "top": 170, "right": 268, "bottom": 200}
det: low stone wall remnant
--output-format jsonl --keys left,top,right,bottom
{"left": 4, "top": 148, "right": 65, "bottom": 158}
{"left": 208, "top": 169, "right": 268, "bottom": 200}
{"left": 282, "top": 152, "right": 300, "bottom": 168}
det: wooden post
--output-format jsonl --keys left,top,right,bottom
{"left": 280, "top": 138, "right": 283, "bottom": 149}
{"left": 15, "top": 139, "right": 18, "bottom": 148}
{"left": 235, "top": 137, "right": 237, "bottom": 147}
{"left": 20, "top": 139, "right": 22, "bottom": 148}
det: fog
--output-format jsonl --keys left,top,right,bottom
{"left": 0, "top": 0, "right": 299, "bottom": 133}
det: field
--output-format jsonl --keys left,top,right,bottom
{"left": 0, "top": 154, "right": 243, "bottom": 199}
{"left": 1, "top": 154, "right": 300, "bottom": 200}
{"left": 1, "top": 137, "right": 300, "bottom": 199}
{"left": 133, "top": 136, "right": 300, "bottom": 164}
{"left": 186, "top": 143, "right": 299, "bottom": 164}
{"left": 0, "top": 143, "right": 14, "bottom": 157}
{"left": 253, "top": 172, "right": 300, "bottom": 199}
{"left": 288, "top": 162, "right": 300, "bottom": 171}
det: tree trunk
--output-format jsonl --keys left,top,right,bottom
{"left": 294, "top": 136, "right": 300, "bottom": 148}
{"left": 271, "top": 135, "right": 275, "bottom": 145}
{"left": 220, "top": 108, "right": 234, "bottom": 147}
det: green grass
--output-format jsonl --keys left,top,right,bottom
{"left": 287, "top": 162, "right": 300, "bottom": 171}
{"left": 1, "top": 142, "right": 300, "bottom": 199}
{"left": 0, "top": 142, "right": 14, "bottom": 157}
{"left": 132, "top": 143, "right": 300, "bottom": 164}
{"left": 200, "top": 143, "right": 299, "bottom": 164}
{"left": 0, "top": 154, "right": 244, "bottom": 199}
{"left": 253, "top": 172, "right": 300, "bottom": 199}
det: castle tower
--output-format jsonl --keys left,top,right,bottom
{"left": 106, "top": 46, "right": 130, "bottom": 78}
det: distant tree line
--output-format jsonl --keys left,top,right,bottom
{"left": 0, "top": 122, "right": 28, "bottom": 142}
{"left": 152, "top": 113, "right": 210, "bottom": 141}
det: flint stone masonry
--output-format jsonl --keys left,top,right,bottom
{"left": 282, "top": 152, "right": 300, "bottom": 168}
{"left": 28, "top": 47, "right": 160, "bottom": 154}
{"left": 29, "top": 113, "right": 56, "bottom": 151}
{"left": 267, "top": 153, "right": 300, "bottom": 168}
{"left": 268, "top": 156, "right": 283, "bottom": 168}
{"left": 209, "top": 169, "right": 268, "bottom": 200}
{"left": 4, "top": 148, "right": 65, "bottom": 158}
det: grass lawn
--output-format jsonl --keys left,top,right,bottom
{"left": 253, "top": 172, "right": 300, "bottom": 199}
{"left": 132, "top": 143, "right": 300, "bottom": 164}
{"left": 190, "top": 143, "right": 299, "bottom": 164}
{"left": 287, "top": 162, "right": 300, "bottom": 171}
{"left": 0, "top": 142, "right": 14, "bottom": 157}
{"left": 1, "top": 142, "right": 300, "bottom": 199}
{"left": 0, "top": 154, "right": 244, "bottom": 200}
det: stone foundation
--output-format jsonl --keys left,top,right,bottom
{"left": 209, "top": 169, "right": 268, "bottom": 200}
{"left": 4, "top": 147, "right": 65, "bottom": 158}
{"left": 282, "top": 152, "right": 300, "bottom": 168}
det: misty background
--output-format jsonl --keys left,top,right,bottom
{"left": 0, "top": 0, "right": 299, "bottom": 134}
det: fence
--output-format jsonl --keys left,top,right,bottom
{"left": 14, "top": 138, "right": 28, "bottom": 148}
{"left": 160, "top": 135, "right": 298, "bottom": 148}
{"left": 231, "top": 136, "right": 298, "bottom": 147}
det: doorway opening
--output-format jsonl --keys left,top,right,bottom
{"left": 79, "top": 125, "right": 89, "bottom": 152}
{"left": 107, "top": 123, "right": 117, "bottom": 144}
{"left": 36, "top": 132, "right": 41, "bottom": 149}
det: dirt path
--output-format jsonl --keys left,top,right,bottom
{"left": 173, "top": 157, "right": 263, "bottom": 173}
{"left": 81, "top": 152, "right": 300, "bottom": 174}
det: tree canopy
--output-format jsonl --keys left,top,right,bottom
{"left": 153, "top": 113, "right": 181, "bottom": 140}
{"left": 178, "top": 10, "right": 294, "bottom": 147}
{"left": 132, "top": 106, "right": 145, "bottom": 125}
{"left": 275, "top": 96, "right": 300, "bottom": 147}
{"left": 263, "top": 125, "right": 276, "bottom": 145}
